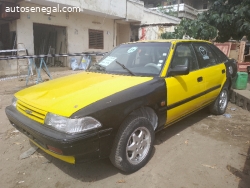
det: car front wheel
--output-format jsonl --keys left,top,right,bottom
{"left": 110, "top": 116, "right": 154, "bottom": 173}
{"left": 209, "top": 88, "right": 228, "bottom": 115}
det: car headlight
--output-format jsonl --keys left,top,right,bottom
{"left": 12, "top": 97, "right": 17, "bottom": 107}
{"left": 45, "top": 113, "right": 102, "bottom": 134}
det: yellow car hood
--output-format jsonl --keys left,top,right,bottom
{"left": 15, "top": 72, "right": 152, "bottom": 117}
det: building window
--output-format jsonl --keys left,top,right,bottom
{"left": 203, "top": 3, "right": 208, "bottom": 9}
{"left": 89, "top": 29, "right": 104, "bottom": 49}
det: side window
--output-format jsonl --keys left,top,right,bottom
{"left": 208, "top": 44, "right": 229, "bottom": 63}
{"left": 192, "top": 43, "right": 218, "bottom": 68}
{"left": 171, "top": 43, "right": 199, "bottom": 71}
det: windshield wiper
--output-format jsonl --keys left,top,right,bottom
{"left": 115, "top": 61, "right": 135, "bottom": 76}
{"left": 90, "top": 63, "right": 106, "bottom": 71}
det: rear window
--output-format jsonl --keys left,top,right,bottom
{"left": 208, "top": 44, "right": 229, "bottom": 63}
{"left": 192, "top": 43, "right": 219, "bottom": 68}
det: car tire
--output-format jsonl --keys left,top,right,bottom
{"left": 209, "top": 88, "right": 228, "bottom": 115}
{"left": 110, "top": 116, "right": 154, "bottom": 173}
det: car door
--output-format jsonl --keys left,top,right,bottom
{"left": 165, "top": 43, "right": 206, "bottom": 125}
{"left": 192, "top": 43, "right": 226, "bottom": 106}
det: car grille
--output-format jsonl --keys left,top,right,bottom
{"left": 16, "top": 100, "right": 47, "bottom": 124}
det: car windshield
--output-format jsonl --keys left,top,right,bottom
{"left": 89, "top": 42, "right": 171, "bottom": 76}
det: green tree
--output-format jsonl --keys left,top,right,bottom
{"left": 204, "top": 0, "right": 250, "bottom": 41}
{"left": 161, "top": 18, "right": 217, "bottom": 40}
{"left": 161, "top": 0, "right": 250, "bottom": 42}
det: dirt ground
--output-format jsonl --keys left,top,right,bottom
{"left": 0, "top": 69, "right": 249, "bottom": 188}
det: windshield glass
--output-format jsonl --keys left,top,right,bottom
{"left": 89, "top": 42, "right": 171, "bottom": 76}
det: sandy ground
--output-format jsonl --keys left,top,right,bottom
{"left": 0, "top": 69, "right": 249, "bottom": 188}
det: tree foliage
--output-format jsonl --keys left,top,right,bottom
{"left": 161, "top": 18, "right": 217, "bottom": 40}
{"left": 161, "top": 0, "right": 250, "bottom": 42}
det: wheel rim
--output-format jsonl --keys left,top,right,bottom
{"left": 219, "top": 90, "right": 228, "bottom": 111}
{"left": 126, "top": 127, "right": 151, "bottom": 165}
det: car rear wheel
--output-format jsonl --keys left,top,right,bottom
{"left": 209, "top": 88, "right": 228, "bottom": 115}
{"left": 110, "top": 116, "right": 154, "bottom": 173}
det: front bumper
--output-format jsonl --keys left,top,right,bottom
{"left": 5, "top": 106, "right": 112, "bottom": 164}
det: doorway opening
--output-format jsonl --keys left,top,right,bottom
{"left": 33, "top": 23, "right": 67, "bottom": 67}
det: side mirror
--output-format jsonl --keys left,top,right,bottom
{"left": 168, "top": 58, "right": 190, "bottom": 76}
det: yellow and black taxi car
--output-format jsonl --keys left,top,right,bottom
{"left": 6, "top": 39, "right": 237, "bottom": 173}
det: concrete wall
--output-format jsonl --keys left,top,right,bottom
{"left": 27, "top": 0, "right": 127, "bottom": 19}
{"left": 127, "top": 0, "right": 144, "bottom": 21}
{"left": 14, "top": 2, "right": 179, "bottom": 54}
{"left": 0, "top": 2, "right": 116, "bottom": 76}
{"left": 21, "top": 2, "right": 114, "bottom": 54}
{"left": 141, "top": 8, "right": 180, "bottom": 25}
{"left": 0, "top": 1, "right": 181, "bottom": 76}
{"left": 139, "top": 25, "right": 175, "bottom": 41}
{"left": 16, "top": 2, "right": 115, "bottom": 55}
{"left": 116, "top": 23, "right": 131, "bottom": 45}
{"left": 0, "top": 60, "right": 18, "bottom": 77}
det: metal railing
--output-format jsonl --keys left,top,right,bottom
{"left": 149, "top": 3, "right": 208, "bottom": 18}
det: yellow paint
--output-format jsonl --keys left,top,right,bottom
{"left": 30, "top": 139, "right": 75, "bottom": 164}
{"left": 15, "top": 39, "right": 224, "bottom": 128}
{"left": 200, "top": 63, "right": 227, "bottom": 105}
{"left": 162, "top": 40, "right": 226, "bottom": 125}
{"left": 15, "top": 72, "right": 152, "bottom": 118}
{"left": 126, "top": 39, "right": 210, "bottom": 45}
{"left": 17, "top": 100, "right": 47, "bottom": 124}
{"left": 12, "top": 39, "right": 228, "bottom": 165}
{"left": 160, "top": 41, "right": 176, "bottom": 77}
{"left": 165, "top": 70, "right": 207, "bottom": 124}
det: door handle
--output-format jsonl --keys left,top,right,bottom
{"left": 197, "top": 77, "right": 203, "bottom": 82}
{"left": 222, "top": 69, "right": 225, "bottom": 74}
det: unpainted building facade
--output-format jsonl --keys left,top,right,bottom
{"left": 0, "top": 0, "right": 180, "bottom": 76}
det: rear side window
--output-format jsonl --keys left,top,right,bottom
{"left": 192, "top": 43, "right": 218, "bottom": 68}
{"left": 170, "top": 43, "right": 199, "bottom": 71}
{"left": 208, "top": 44, "right": 229, "bottom": 63}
